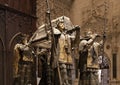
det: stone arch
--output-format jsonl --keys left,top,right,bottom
{"left": 0, "top": 36, "right": 5, "bottom": 85}
{"left": 0, "top": 37, "right": 5, "bottom": 51}
{"left": 9, "top": 32, "right": 22, "bottom": 50}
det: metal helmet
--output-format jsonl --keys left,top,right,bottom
{"left": 56, "top": 16, "right": 64, "bottom": 25}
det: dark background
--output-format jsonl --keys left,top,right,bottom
{"left": 0, "top": 0, "right": 36, "bottom": 85}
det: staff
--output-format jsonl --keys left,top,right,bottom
{"left": 45, "top": 0, "right": 62, "bottom": 85}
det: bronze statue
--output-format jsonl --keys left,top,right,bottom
{"left": 54, "top": 16, "right": 80, "bottom": 85}
{"left": 78, "top": 30, "right": 103, "bottom": 85}
{"left": 13, "top": 34, "right": 36, "bottom": 85}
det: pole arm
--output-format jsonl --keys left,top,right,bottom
{"left": 45, "top": 0, "right": 56, "bottom": 65}
{"left": 45, "top": 1, "right": 63, "bottom": 85}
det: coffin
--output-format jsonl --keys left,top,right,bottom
{"left": 29, "top": 16, "right": 74, "bottom": 48}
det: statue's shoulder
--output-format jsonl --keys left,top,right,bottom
{"left": 14, "top": 43, "right": 24, "bottom": 49}
{"left": 53, "top": 27, "right": 61, "bottom": 35}
{"left": 80, "top": 40, "right": 88, "bottom": 45}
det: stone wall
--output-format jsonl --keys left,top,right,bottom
{"left": 36, "top": 0, "right": 73, "bottom": 27}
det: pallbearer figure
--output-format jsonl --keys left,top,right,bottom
{"left": 78, "top": 30, "right": 103, "bottom": 85}
{"left": 13, "top": 34, "right": 36, "bottom": 85}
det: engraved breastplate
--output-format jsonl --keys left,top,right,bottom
{"left": 58, "top": 33, "right": 72, "bottom": 63}
{"left": 20, "top": 45, "right": 34, "bottom": 62}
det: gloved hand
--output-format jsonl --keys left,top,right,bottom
{"left": 74, "top": 25, "right": 80, "bottom": 30}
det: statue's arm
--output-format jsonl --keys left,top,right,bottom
{"left": 13, "top": 44, "right": 21, "bottom": 77}
{"left": 87, "top": 34, "right": 99, "bottom": 45}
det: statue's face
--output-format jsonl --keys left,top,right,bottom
{"left": 58, "top": 22, "right": 65, "bottom": 30}
{"left": 87, "top": 31, "right": 92, "bottom": 36}
{"left": 21, "top": 36, "right": 28, "bottom": 44}
{"left": 86, "top": 31, "right": 92, "bottom": 37}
